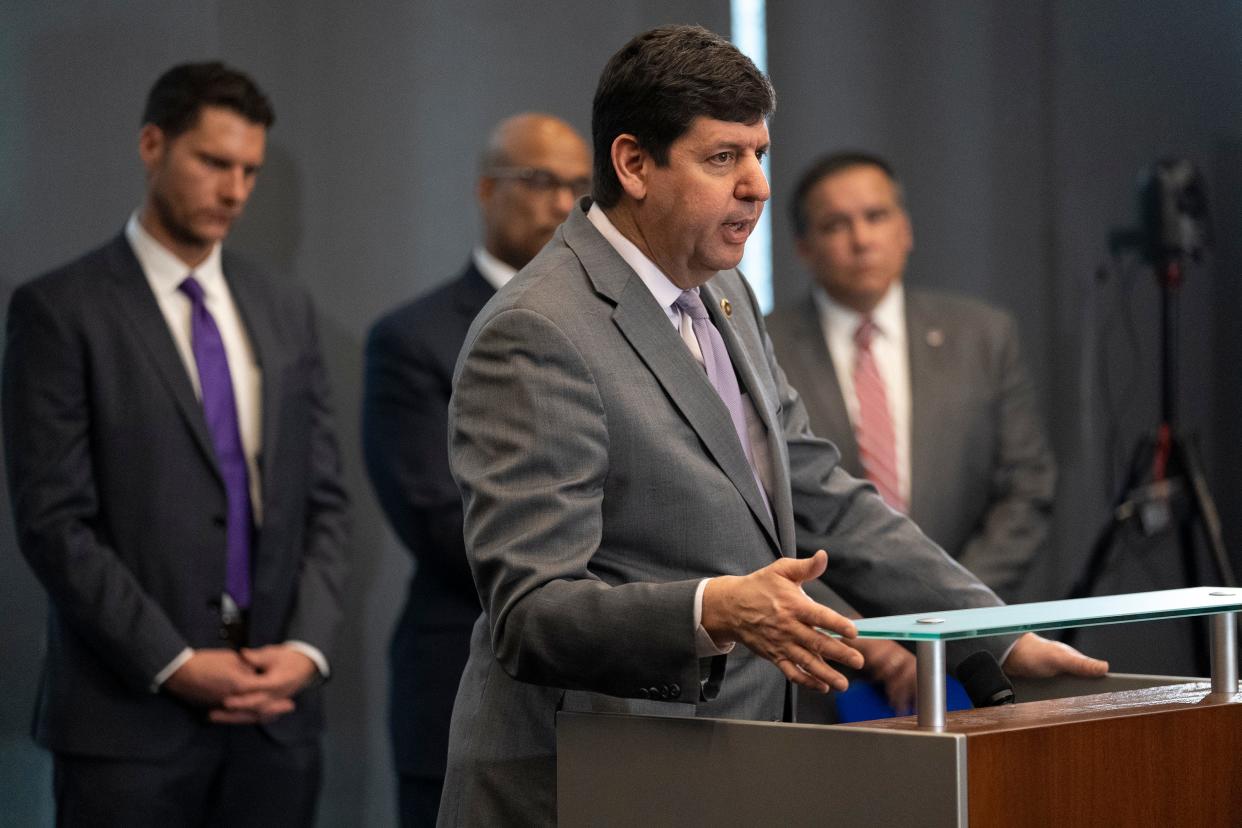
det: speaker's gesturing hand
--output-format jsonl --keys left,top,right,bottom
{"left": 701, "top": 550, "right": 863, "bottom": 692}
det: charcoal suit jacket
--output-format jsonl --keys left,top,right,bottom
{"left": 3, "top": 232, "right": 350, "bottom": 759}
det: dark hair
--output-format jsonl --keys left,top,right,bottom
{"left": 789, "top": 151, "right": 903, "bottom": 238}
{"left": 591, "top": 25, "right": 775, "bottom": 207}
{"left": 142, "top": 62, "right": 274, "bottom": 138}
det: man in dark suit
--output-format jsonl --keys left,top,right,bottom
{"left": 767, "top": 151, "right": 1056, "bottom": 710}
{"left": 362, "top": 112, "right": 590, "bottom": 826}
{"left": 3, "top": 62, "right": 349, "bottom": 826}
{"left": 438, "top": 26, "right": 1103, "bottom": 826}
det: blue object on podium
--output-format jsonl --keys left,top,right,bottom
{"left": 835, "top": 676, "right": 972, "bottom": 723}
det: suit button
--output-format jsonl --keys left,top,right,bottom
{"left": 218, "top": 626, "right": 231, "bottom": 641}
{"left": 647, "top": 687, "right": 660, "bottom": 699}
{"left": 670, "top": 683, "right": 681, "bottom": 697}
{"left": 212, "top": 514, "right": 226, "bottom": 527}
{"left": 637, "top": 687, "right": 649, "bottom": 699}
{"left": 659, "top": 684, "right": 670, "bottom": 699}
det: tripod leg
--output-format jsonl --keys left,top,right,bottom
{"left": 1177, "top": 434, "right": 1239, "bottom": 587}
{"left": 1063, "top": 447, "right": 1153, "bottom": 647}
{"left": 1066, "top": 438, "right": 1156, "bottom": 603}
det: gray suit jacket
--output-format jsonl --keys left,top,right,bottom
{"left": 766, "top": 292, "right": 1055, "bottom": 602}
{"left": 3, "top": 233, "right": 350, "bottom": 759}
{"left": 439, "top": 205, "right": 1008, "bottom": 825}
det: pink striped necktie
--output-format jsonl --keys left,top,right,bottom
{"left": 852, "top": 317, "right": 905, "bottom": 513}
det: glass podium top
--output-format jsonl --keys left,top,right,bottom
{"left": 847, "top": 587, "right": 1242, "bottom": 641}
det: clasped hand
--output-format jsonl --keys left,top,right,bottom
{"left": 164, "top": 645, "right": 317, "bottom": 724}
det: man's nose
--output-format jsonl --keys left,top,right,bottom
{"left": 220, "top": 168, "right": 248, "bottom": 204}
{"left": 552, "top": 186, "right": 577, "bottom": 218}
{"left": 736, "top": 156, "right": 770, "bottom": 202}
{"left": 849, "top": 219, "right": 875, "bottom": 250}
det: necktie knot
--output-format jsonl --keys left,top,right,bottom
{"left": 180, "top": 274, "right": 206, "bottom": 305}
{"left": 674, "top": 290, "right": 710, "bottom": 322}
{"left": 854, "top": 317, "right": 877, "bottom": 349}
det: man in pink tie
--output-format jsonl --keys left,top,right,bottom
{"left": 767, "top": 151, "right": 1056, "bottom": 712}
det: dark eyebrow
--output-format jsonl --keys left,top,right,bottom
{"left": 197, "top": 150, "right": 262, "bottom": 175}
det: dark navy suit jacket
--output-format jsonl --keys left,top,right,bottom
{"left": 362, "top": 262, "right": 493, "bottom": 778}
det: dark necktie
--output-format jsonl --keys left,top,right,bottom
{"left": 180, "top": 275, "right": 253, "bottom": 609}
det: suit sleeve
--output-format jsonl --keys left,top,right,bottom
{"left": 2, "top": 284, "right": 188, "bottom": 690}
{"left": 449, "top": 307, "right": 706, "bottom": 700}
{"left": 362, "top": 317, "right": 474, "bottom": 595}
{"left": 282, "top": 292, "right": 350, "bottom": 658}
{"left": 952, "top": 314, "right": 1055, "bottom": 602}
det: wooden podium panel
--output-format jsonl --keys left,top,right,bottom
{"left": 560, "top": 680, "right": 1242, "bottom": 827}
{"left": 845, "top": 683, "right": 1242, "bottom": 827}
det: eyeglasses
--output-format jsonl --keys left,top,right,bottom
{"left": 487, "top": 166, "right": 592, "bottom": 199}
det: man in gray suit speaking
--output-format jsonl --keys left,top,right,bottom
{"left": 439, "top": 25, "right": 1104, "bottom": 826}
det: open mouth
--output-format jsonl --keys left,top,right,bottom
{"left": 722, "top": 219, "right": 753, "bottom": 241}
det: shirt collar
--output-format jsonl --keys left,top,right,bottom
{"left": 125, "top": 211, "right": 225, "bottom": 295}
{"left": 472, "top": 245, "right": 518, "bottom": 291}
{"left": 813, "top": 280, "right": 906, "bottom": 342}
{"left": 586, "top": 202, "right": 686, "bottom": 315}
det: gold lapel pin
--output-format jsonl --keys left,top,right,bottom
{"left": 720, "top": 297, "right": 733, "bottom": 318}
{"left": 926, "top": 329, "right": 944, "bottom": 347}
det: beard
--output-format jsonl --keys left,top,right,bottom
{"left": 150, "top": 186, "right": 215, "bottom": 250}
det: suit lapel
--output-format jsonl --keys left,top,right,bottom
{"left": 904, "top": 291, "right": 942, "bottom": 523}
{"left": 564, "top": 210, "right": 779, "bottom": 551}
{"left": 452, "top": 263, "right": 496, "bottom": 318}
{"left": 104, "top": 235, "right": 222, "bottom": 482}
{"left": 794, "top": 302, "right": 860, "bottom": 473}
{"left": 221, "top": 255, "right": 280, "bottom": 501}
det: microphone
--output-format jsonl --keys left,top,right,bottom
{"left": 956, "top": 651, "right": 1015, "bottom": 708}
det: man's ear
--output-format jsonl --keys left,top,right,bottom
{"left": 794, "top": 235, "right": 812, "bottom": 264}
{"left": 611, "top": 133, "right": 649, "bottom": 201}
{"left": 138, "top": 123, "right": 166, "bottom": 173}
{"left": 477, "top": 174, "right": 496, "bottom": 207}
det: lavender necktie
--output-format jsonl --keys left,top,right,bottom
{"left": 675, "top": 290, "right": 769, "bottom": 512}
{"left": 180, "top": 276, "right": 253, "bottom": 609}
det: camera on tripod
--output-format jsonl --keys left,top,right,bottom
{"left": 1109, "top": 158, "right": 1210, "bottom": 270}
{"left": 1067, "top": 158, "right": 1236, "bottom": 614}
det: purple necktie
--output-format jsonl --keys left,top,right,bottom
{"left": 675, "top": 290, "right": 769, "bottom": 513}
{"left": 180, "top": 276, "right": 253, "bottom": 609}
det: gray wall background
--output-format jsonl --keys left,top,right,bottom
{"left": 2, "top": 2, "right": 1239, "bottom": 824}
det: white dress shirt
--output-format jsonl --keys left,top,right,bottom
{"left": 472, "top": 245, "right": 518, "bottom": 291}
{"left": 125, "top": 213, "right": 328, "bottom": 686}
{"left": 812, "top": 282, "right": 912, "bottom": 508}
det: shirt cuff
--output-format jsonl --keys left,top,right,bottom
{"left": 285, "top": 640, "right": 330, "bottom": 678}
{"left": 151, "top": 647, "right": 194, "bottom": 692}
{"left": 694, "top": 578, "right": 735, "bottom": 657}
{"left": 998, "top": 638, "right": 1020, "bottom": 667}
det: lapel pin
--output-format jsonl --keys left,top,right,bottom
{"left": 720, "top": 297, "right": 733, "bottom": 318}
{"left": 926, "top": 328, "right": 944, "bottom": 347}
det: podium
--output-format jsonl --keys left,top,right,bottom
{"left": 558, "top": 588, "right": 1242, "bottom": 827}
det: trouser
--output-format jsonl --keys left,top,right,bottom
{"left": 53, "top": 724, "right": 321, "bottom": 828}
